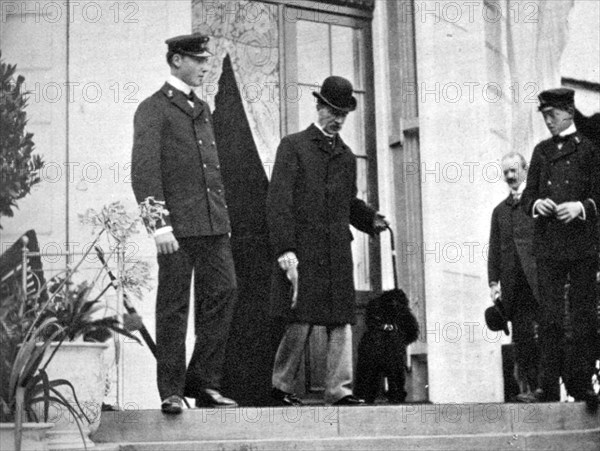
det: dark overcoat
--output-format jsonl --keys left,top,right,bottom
{"left": 521, "top": 132, "right": 600, "bottom": 260}
{"left": 267, "top": 124, "right": 376, "bottom": 325}
{"left": 131, "top": 83, "right": 230, "bottom": 237}
{"left": 488, "top": 195, "right": 539, "bottom": 318}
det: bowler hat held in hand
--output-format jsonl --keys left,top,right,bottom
{"left": 485, "top": 299, "right": 510, "bottom": 336}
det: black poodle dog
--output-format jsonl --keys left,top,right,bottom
{"left": 355, "top": 289, "right": 419, "bottom": 404}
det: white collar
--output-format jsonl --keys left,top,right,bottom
{"left": 167, "top": 75, "right": 192, "bottom": 96}
{"left": 511, "top": 181, "right": 526, "bottom": 196}
{"left": 313, "top": 122, "right": 335, "bottom": 138}
{"left": 558, "top": 123, "right": 577, "bottom": 137}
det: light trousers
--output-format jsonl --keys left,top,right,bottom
{"left": 272, "top": 323, "right": 353, "bottom": 403}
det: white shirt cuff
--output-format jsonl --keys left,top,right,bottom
{"left": 577, "top": 201, "right": 586, "bottom": 220}
{"left": 154, "top": 226, "right": 173, "bottom": 236}
{"left": 532, "top": 199, "right": 543, "bottom": 218}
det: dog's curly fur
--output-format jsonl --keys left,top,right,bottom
{"left": 365, "top": 289, "right": 419, "bottom": 344}
{"left": 355, "top": 289, "right": 420, "bottom": 403}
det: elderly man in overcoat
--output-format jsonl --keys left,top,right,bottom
{"left": 131, "top": 33, "right": 238, "bottom": 414}
{"left": 267, "top": 76, "right": 388, "bottom": 406}
{"left": 488, "top": 152, "right": 540, "bottom": 399}
{"left": 521, "top": 88, "right": 600, "bottom": 412}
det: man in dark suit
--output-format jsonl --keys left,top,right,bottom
{"left": 521, "top": 88, "right": 600, "bottom": 412}
{"left": 131, "top": 33, "right": 238, "bottom": 414}
{"left": 488, "top": 152, "right": 540, "bottom": 400}
{"left": 267, "top": 76, "right": 388, "bottom": 406}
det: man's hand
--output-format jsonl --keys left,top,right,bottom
{"left": 373, "top": 214, "right": 389, "bottom": 233}
{"left": 155, "top": 231, "right": 180, "bottom": 255}
{"left": 555, "top": 202, "right": 583, "bottom": 223}
{"left": 278, "top": 252, "right": 299, "bottom": 308}
{"left": 534, "top": 198, "right": 558, "bottom": 217}
{"left": 490, "top": 282, "right": 501, "bottom": 302}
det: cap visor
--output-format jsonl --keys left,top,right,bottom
{"left": 180, "top": 50, "right": 213, "bottom": 58}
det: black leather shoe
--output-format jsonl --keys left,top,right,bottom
{"left": 515, "top": 391, "right": 541, "bottom": 403}
{"left": 271, "top": 387, "right": 304, "bottom": 406}
{"left": 195, "top": 389, "right": 238, "bottom": 408}
{"left": 161, "top": 395, "right": 183, "bottom": 414}
{"left": 577, "top": 390, "right": 599, "bottom": 414}
{"left": 333, "top": 395, "right": 365, "bottom": 406}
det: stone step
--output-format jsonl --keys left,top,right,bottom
{"left": 92, "top": 402, "right": 599, "bottom": 449}
{"left": 98, "top": 429, "right": 600, "bottom": 451}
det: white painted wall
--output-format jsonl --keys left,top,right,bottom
{"left": 1, "top": 0, "right": 193, "bottom": 410}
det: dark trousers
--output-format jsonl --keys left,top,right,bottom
{"left": 155, "top": 234, "right": 237, "bottom": 400}
{"left": 355, "top": 331, "right": 407, "bottom": 403}
{"left": 510, "top": 269, "right": 540, "bottom": 393}
{"left": 537, "top": 257, "right": 598, "bottom": 400}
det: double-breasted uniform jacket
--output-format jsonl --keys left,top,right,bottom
{"left": 488, "top": 193, "right": 539, "bottom": 319}
{"left": 267, "top": 124, "right": 377, "bottom": 326}
{"left": 131, "top": 83, "right": 230, "bottom": 237}
{"left": 521, "top": 132, "right": 600, "bottom": 260}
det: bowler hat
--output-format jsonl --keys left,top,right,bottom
{"left": 166, "top": 33, "right": 212, "bottom": 58}
{"left": 538, "top": 88, "right": 575, "bottom": 112}
{"left": 312, "top": 76, "right": 357, "bottom": 113}
{"left": 485, "top": 300, "right": 510, "bottom": 336}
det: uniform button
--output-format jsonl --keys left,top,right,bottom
{"left": 207, "top": 188, "right": 210, "bottom": 192}
{"left": 565, "top": 180, "right": 569, "bottom": 184}
{"left": 204, "top": 118, "right": 208, "bottom": 123}
{"left": 566, "top": 160, "right": 570, "bottom": 165}
{"left": 211, "top": 141, "right": 215, "bottom": 146}
{"left": 203, "top": 164, "right": 207, "bottom": 168}
{"left": 547, "top": 180, "right": 552, "bottom": 185}
{"left": 198, "top": 139, "right": 203, "bottom": 145}
{"left": 216, "top": 165, "right": 220, "bottom": 169}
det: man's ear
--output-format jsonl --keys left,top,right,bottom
{"left": 171, "top": 53, "right": 183, "bottom": 68}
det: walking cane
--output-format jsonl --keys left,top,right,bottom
{"left": 386, "top": 225, "right": 399, "bottom": 289}
{"left": 95, "top": 246, "right": 193, "bottom": 409}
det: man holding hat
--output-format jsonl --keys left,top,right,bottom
{"left": 131, "top": 33, "right": 238, "bottom": 414}
{"left": 521, "top": 87, "right": 600, "bottom": 411}
{"left": 267, "top": 75, "right": 388, "bottom": 406}
{"left": 488, "top": 152, "right": 541, "bottom": 400}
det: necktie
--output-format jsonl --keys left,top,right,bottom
{"left": 508, "top": 191, "right": 521, "bottom": 207}
{"left": 187, "top": 90, "right": 198, "bottom": 106}
{"left": 552, "top": 133, "right": 575, "bottom": 145}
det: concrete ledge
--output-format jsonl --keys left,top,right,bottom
{"left": 93, "top": 402, "right": 599, "bottom": 445}
{"left": 104, "top": 429, "right": 600, "bottom": 451}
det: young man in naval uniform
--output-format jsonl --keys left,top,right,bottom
{"left": 131, "top": 33, "right": 238, "bottom": 414}
{"left": 521, "top": 88, "right": 600, "bottom": 412}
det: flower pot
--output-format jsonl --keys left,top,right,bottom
{"left": 0, "top": 422, "right": 54, "bottom": 451}
{"left": 37, "top": 341, "right": 109, "bottom": 450}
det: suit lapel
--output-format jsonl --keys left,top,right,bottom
{"left": 193, "top": 96, "right": 204, "bottom": 119}
{"left": 544, "top": 134, "right": 580, "bottom": 162}
{"left": 160, "top": 83, "right": 194, "bottom": 117}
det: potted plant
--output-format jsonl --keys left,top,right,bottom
{"left": 0, "top": 285, "right": 86, "bottom": 451}
{"left": 1, "top": 201, "right": 153, "bottom": 450}
{"left": 0, "top": 51, "right": 44, "bottom": 228}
